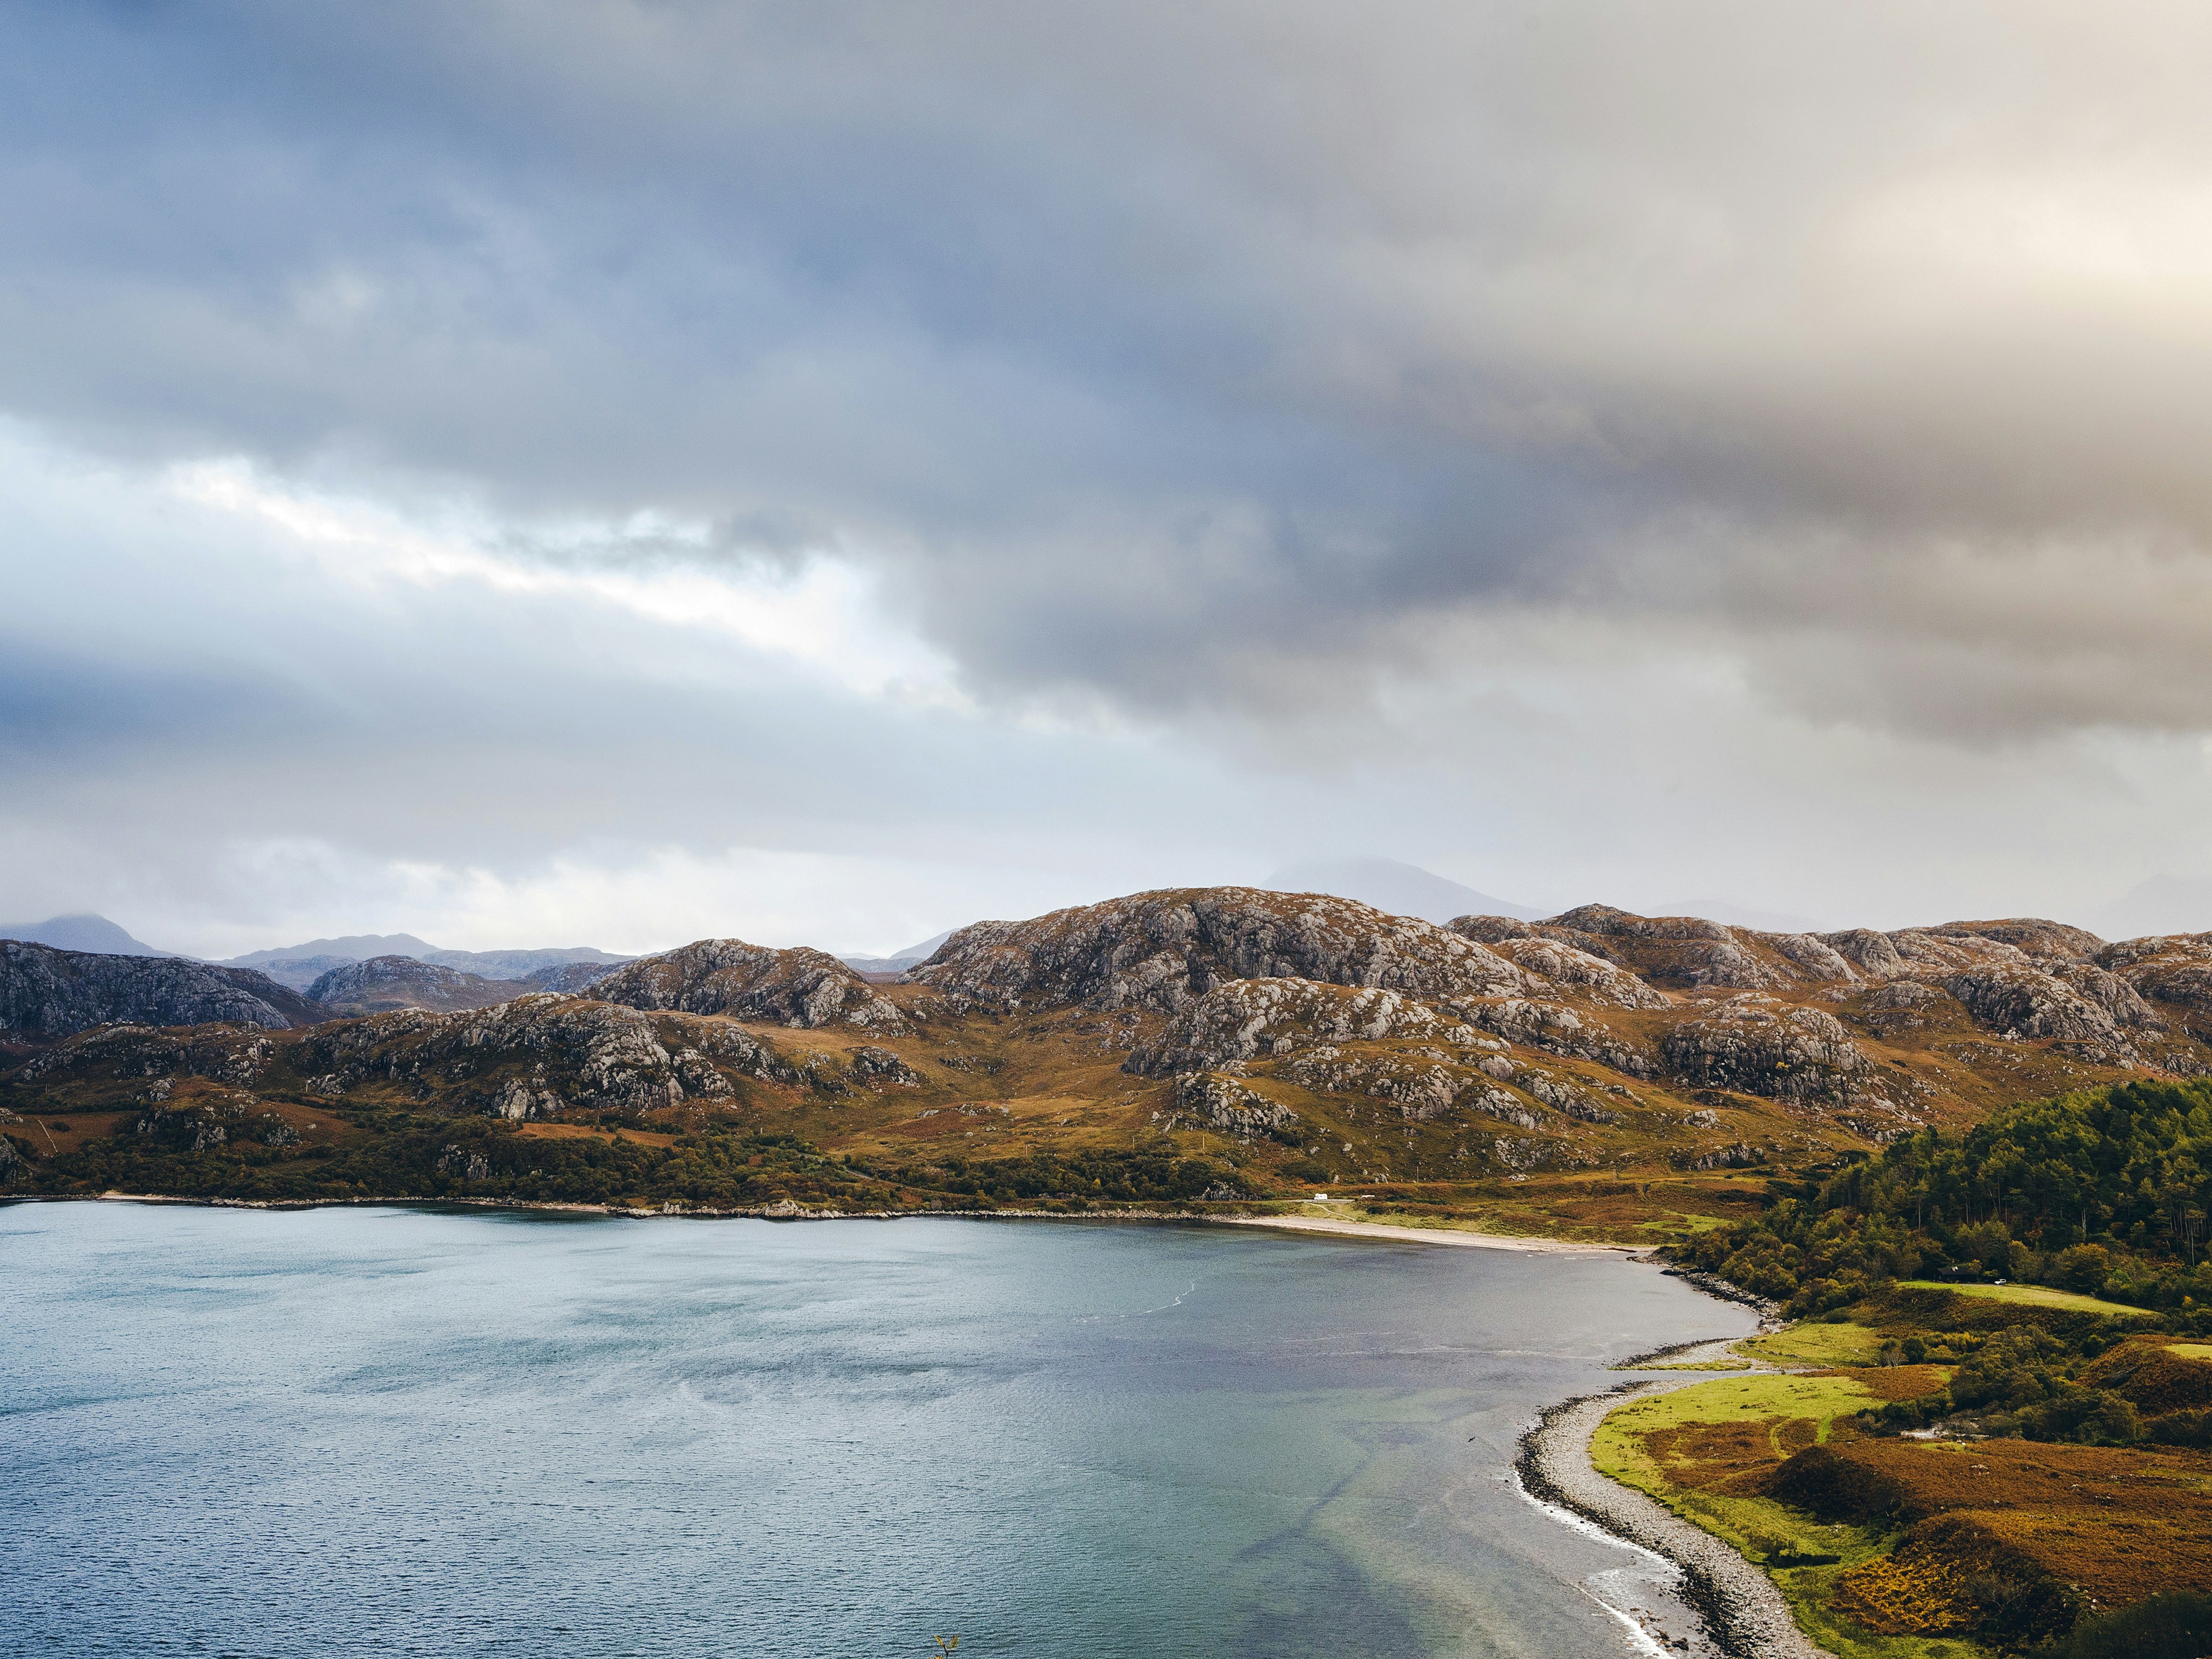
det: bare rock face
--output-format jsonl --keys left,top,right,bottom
{"left": 1446, "top": 922, "right": 1670, "bottom": 1009}
{"left": 1127, "top": 978, "right": 1482, "bottom": 1075}
{"left": 1455, "top": 997, "right": 1656, "bottom": 1078}
{"left": 2098, "top": 934, "right": 2212, "bottom": 1041}
{"left": 1935, "top": 964, "right": 2141, "bottom": 1056}
{"left": 590, "top": 940, "right": 904, "bottom": 1029}
{"left": 0, "top": 940, "right": 319, "bottom": 1038}
{"left": 306, "top": 956, "right": 528, "bottom": 1016}
{"left": 1544, "top": 906, "right": 1797, "bottom": 991}
{"left": 299, "top": 993, "right": 796, "bottom": 1115}
{"left": 1926, "top": 919, "right": 2107, "bottom": 965}
{"left": 1514, "top": 1066, "right": 1626, "bottom": 1124}
{"left": 1658, "top": 995, "right": 1877, "bottom": 1104}
{"left": 1820, "top": 929, "right": 1909, "bottom": 979}
{"left": 1858, "top": 979, "right": 1963, "bottom": 1037}
{"left": 1172, "top": 1071, "right": 1298, "bottom": 1139}
{"left": 16, "top": 1022, "right": 278, "bottom": 1087}
{"left": 909, "top": 888, "right": 1528, "bottom": 1014}
{"left": 848, "top": 1045, "right": 923, "bottom": 1087}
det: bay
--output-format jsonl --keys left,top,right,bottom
{"left": 0, "top": 1202, "right": 1754, "bottom": 1658}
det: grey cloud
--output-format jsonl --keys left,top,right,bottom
{"left": 4, "top": 1, "right": 2211, "bottom": 739}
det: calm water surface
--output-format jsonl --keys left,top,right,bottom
{"left": 0, "top": 1203, "right": 1753, "bottom": 1658}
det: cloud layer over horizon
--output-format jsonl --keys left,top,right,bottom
{"left": 6, "top": 0, "right": 2212, "bottom": 955}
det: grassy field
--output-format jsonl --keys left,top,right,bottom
{"left": 1895, "top": 1280, "right": 2154, "bottom": 1317}
{"left": 1593, "top": 1367, "right": 1986, "bottom": 1659}
{"left": 1737, "top": 1320, "right": 1888, "bottom": 1368}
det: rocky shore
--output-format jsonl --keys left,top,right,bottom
{"left": 1517, "top": 1340, "right": 1836, "bottom": 1659}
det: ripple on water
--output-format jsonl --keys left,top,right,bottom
{"left": 0, "top": 1203, "right": 1754, "bottom": 1658}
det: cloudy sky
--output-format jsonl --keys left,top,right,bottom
{"left": 6, "top": 0, "right": 2212, "bottom": 957}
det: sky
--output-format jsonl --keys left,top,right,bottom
{"left": 6, "top": 0, "right": 2212, "bottom": 957}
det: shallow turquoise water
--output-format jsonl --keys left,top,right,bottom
{"left": 0, "top": 1203, "right": 1752, "bottom": 1658}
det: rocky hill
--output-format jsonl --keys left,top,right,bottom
{"left": 908, "top": 887, "right": 1530, "bottom": 1011}
{"left": 10, "top": 888, "right": 2212, "bottom": 1231}
{"left": 519, "top": 959, "right": 623, "bottom": 995}
{"left": 590, "top": 940, "right": 904, "bottom": 1029}
{"left": 306, "top": 956, "right": 532, "bottom": 1016}
{"left": 0, "top": 940, "right": 321, "bottom": 1043}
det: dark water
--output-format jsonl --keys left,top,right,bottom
{"left": 0, "top": 1203, "right": 1753, "bottom": 1658}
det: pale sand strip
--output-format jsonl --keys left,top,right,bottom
{"left": 1209, "top": 1211, "right": 1631, "bottom": 1253}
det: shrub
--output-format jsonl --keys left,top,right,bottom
{"left": 2041, "top": 1591, "right": 2212, "bottom": 1659}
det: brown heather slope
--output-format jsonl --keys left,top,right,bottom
{"left": 9, "top": 889, "right": 2212, "bottom": 1236}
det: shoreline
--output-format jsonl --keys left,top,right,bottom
{"left": 6, "top": 1190, "right": 1637, "bottom": 1255}
{"left": 1515, "top": 1338, "right": 1836, "bottom": 1659}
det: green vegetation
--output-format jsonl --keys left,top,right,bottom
{"left": 1896, "top": 1281, "right": 2153, "bottom": 1317}
{"left": 1739, "top": 1319, "right": 1888, "bottom": 1368}
{"left": 2, "top": 1110, "right": 1241, "bottom": 1215}
{"left": 1681, "top": 1080, "right": 2212, "bottom": 1323}
{"left": 2041, "top": 1592, "right": 2212, "bottom": 1659}
{"left": 1593, "top": 1373, "right": 1986, "bottom": 1659}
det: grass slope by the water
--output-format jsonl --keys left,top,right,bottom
{"left": 1592, "top": 1366, "right": 1985, "bottom": 1659}
{"left": 1896, "top": 1281, "right": 2154, "bottom": 1318}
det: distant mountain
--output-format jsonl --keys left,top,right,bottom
{"left": 306, "top": 956, "right": 531, "bottom": 1017}
{"left": 0, "top": 914, "right": 173, "bottom": 957}
{"left": 224, "top": 934, "right": 441, "bottom": 969}
{"left": 421, "top": 947, "right": 635, "bottom": 979}
{"left": 224, "top": 936, "right": 633, "bottom": 991}
{"left": 838, "top": 928, "right": 957, "bottom": 975}
{"left": 1263, "top": 858, "right": 1545, "bottom": 925}
{"left": 0, "top": 940, "right": 321, "bottom": 1038}
{"left": 236, "top": 955, "right": 360, "bottom": 993}
{"left": 2089, "top": 876, "right": 2212, "bottom": 941}
{"left": 519, "top": 960, "right": 626, "bottom": 994}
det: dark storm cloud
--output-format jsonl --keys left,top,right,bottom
{"left": 6, "top": 0, "right": 2212, "bottom": 738}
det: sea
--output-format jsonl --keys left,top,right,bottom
{"left": 0, "top": 1202, "right": 1755, "bottom": 1658}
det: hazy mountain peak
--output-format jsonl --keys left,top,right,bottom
{"left": 1263, "top": 858, "right": 1544, "bottom": 925}
{"left": 838, "top": 928, "right": 958, "bottom": 974}
{"left": 0, "top": 914, "right": 172, "bottom": 957}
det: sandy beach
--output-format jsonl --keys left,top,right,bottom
{"left": 1209, "top": 1209, "right": 1635, "bottom": 1253}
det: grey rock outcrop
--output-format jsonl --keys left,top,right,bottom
{"left": 2098, "top": 933, "right": 2212, "bottom": 1040}
{"left": 910, "top": 888, "right": 1529, "bottom": 1014}
{"left": 306, "top": 956, "right": 529, "bottom": 1016}
{"left": 14, "top": 1023, "right": 279, "bottom": 1088}
{"left": 1455, "top": 997, "right": 1656, "bottom": 1078}
{"left": 1172, "top": 1071, "right": 1298, "bottom": 1138}
{"left": 0, "top": 941, "right": 321, "bottom": 1039}
{"left": 848, "top": 1045, "right": 923, "bottom": 1087}
{"left": 521, "top": 959, "right": 623, "bottom": 995}
{"left": 591, "top": 940, "right": 904, "bottom": 1029}
{"left": 1926, "top": 919, "right": 2106, "bottom": 965}
{"left": 1126, "top": 978, "right": 1481, "bottom": 1074}
{"left": 1446, "top": 921, "right": 1669, "bottom": 1009}
{"left": 1935, "top": 964, "right": 2145, "bottom": 1056}
{"left": 1659, "top": 995, "right": 1877, "bottom": 1104}
{"left": 300, "top": 993, "right": 796, "bottom": 1115}
{"left": 1544, "top": 906, "right": 1796, "bottom": 991}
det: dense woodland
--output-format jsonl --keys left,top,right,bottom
{"left": 1687, "top": 1079, "right": 2212, "bottom": 1315}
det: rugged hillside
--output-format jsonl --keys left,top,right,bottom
{"left": 591, "top": 939, "right": 904, "bottom": 1028}
{"left": 306, "top": 956, "right": 532, "bottom": 1016}
{"left": 11, "top": 888, "right": 2212, "bottom": 1234}
{"left": 1, "top": 940, "right": 321, "bottom": 1043}
{"left": 908, "top": 887, "right": 1529, "bottom": 1010}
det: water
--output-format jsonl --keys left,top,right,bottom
{"left": 0, "top": 1202, "right": 1754, "bottom": 1658}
